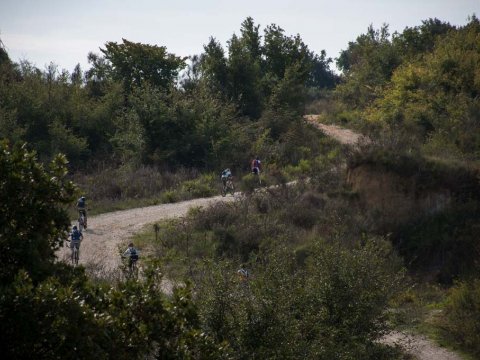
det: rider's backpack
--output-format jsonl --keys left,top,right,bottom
{"left": 130, "top": 248, "right": 139, "bottom": 261}
{"left": 71, "top": 229, "right": 81, "bottom": 241}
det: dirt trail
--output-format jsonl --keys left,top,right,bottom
{"left": 60, "top": 117, "right": 463, "bottom": 360}
{"left": 304, "top": 115, "right": 367, "bottom": 145}
{"left": 59, "top": 195, "right": 235, "bottom": 270}
{"left": 382, "top": 332, "right": 462, "bottom": 360}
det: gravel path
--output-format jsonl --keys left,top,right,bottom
{"left": 382, "top": 332, "right": 463, "bottom": 360}
{"left": 59, "top": 194, "right": 235, "bottom": 270}
{"left": 304, "top": 115, "right": 368, "bottom": 145}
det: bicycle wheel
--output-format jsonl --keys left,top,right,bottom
{"left": 228, "top": 181, "right": 235, "bottom": 195}
{"left": 127, "top": 260, "right": 138, "bottom": 278}
{"left": 221, "top": 184, "right": 227, "bottom": 197}
{"left": 131, "top": 261, "right": 138, "bottom": 278}
{"left": 71, "top": 247, "right": 77, "bottom": 265}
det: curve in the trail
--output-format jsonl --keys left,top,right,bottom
{"left": 59, "top": 194, "right": 235, "bottom": 270}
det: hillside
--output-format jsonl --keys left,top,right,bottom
{"left": 2, "top": 14, "right": 479, "bottom": 360}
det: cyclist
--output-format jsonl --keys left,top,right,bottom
{"left": 251, "top": 157, "right": 261, "bottom": 175}
{"left": 68, "top": 225, "right": 83, "bottom": 261}
{"left": 122, "top": 242, "right": 139, "bottom": 271}
{"left": 221, "top": 168, "right": 233, "bottom": 188}
{"left": 77, "top": 196, "right": 87, "bottom": 229}
{"left": 237, "top": 265, "right": 249, "bottom": 282}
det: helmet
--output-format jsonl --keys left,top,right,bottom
{"left": 129, "top": 242, "right": 134, "bottom": 247}
{"left": 73, "top": 225, "right": 78, "bottom": 230}
{"left": 81, "top": 196, "right": 85, "bottom": 200}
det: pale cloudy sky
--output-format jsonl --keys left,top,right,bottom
{"left": 0, "top": 0, "right": 478, "bottom": 72}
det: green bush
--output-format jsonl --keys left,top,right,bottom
{"left": 240, "top": 173, "right": 259, "bottom": 194}
{"left": 443, "top": 279, "right": 480, "bottom": 357}
{"left": 160, "top": 190, "right": 179, "bottom": 203}
{"left": 285, "top": 158, "right": 312, "bottom": 177}
{"left": 394, "top": 202, "right": 480, "bottom": 282}
{"left": 196, "top": 239, "right": 405, "bottom": 359}
{"left": 0, "top": 266, "right": 229, "bottom": 360}
{"left": 181, "top": 173, "right": 216, "bottom": 198}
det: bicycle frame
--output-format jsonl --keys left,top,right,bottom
{"left": 122, "top": 255, "right": 139, "bottom": 278}
{"left": 71, "top": 243, "right": 80, "bottom": 265}
{"left": 222, "top": 178, "right": 235, "bottom": 196}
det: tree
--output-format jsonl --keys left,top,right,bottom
{"left": 308, "top": 50, "right": 338, "bottom": 89}
{"left": 227, "top": 33, "right": 263, "bottom": 118}
{"left": 240, "top": 17, "right": 263, "bottom": 63}
{"left": 0, "top": 37, "right": 12, "bottom": 67}
{"left": 85, "top": 52, "right": 112, "bottom": 98}
{"left": 336, "top": 24, "right": 402, "bottom": 108}
{"left": 366, "top": 16, "right": 480, "bottom": 160}
{"left": 70, "top": 63, "right": 83, "bottom": 86}
{"left": 197, "top": 239, "right": 403, "bottom": 359}
{"left": 201, "top": 37, "right": 229, "bottom": 94}
{"left": 181, "top": 54, "right": 202, "bottom": 92}
{"left": 0, "top": 141, "right": 75, "bottom": 283}
{"left": 393, "top": 18, "right": 455, "bottom": 59}
{"left": 101, "top": 38, "right": 186, "bottom": 95}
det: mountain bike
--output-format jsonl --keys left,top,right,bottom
{"left": 71, "top": 242, "right": 80, "bottom": 266}
{"left": 221, "top": 177, "right": 235, "bottom": 196}
{"left": 252, "top": 168, "right": 262, "bottom": 186}
{"left": 122, "top": 254, "right": 139, "bottom": 278}
{"left": 78, "top": 210, "right": 87, "bottom": 231}
{"left": 129, "top": 258, "right": 138, "bottom": 278}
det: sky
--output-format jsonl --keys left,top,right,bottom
{"left": 1, "top": 0, "right": 479, "bottom": 73}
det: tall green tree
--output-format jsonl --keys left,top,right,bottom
{"left": 101, "top": 39, "right": 186, "bottom": 95}
{"left": 201, "top": 37, "right": 229, "bottom": 94}
{"left": 227, "top": 33, "right": 263, "bottom": 118}
{"left": 336, "top": 24, "right": 401, "bottom": 108}
{"left": 392, "top": 18, "right": 455, "bottom": 59}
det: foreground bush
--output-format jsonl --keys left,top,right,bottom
{"left": 0, "top": 266, "right": 229, "bottom": 360}
{"left": 196, "top": 239, "right": 405, "bottom": 359}
{"left": 443, "top": 279, "right": 480, "bottom": 357}
{"left": 0, "top": 141, "right": 75, "bottom": 283}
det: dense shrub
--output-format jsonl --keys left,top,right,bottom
{"left": 0, "top": 266, "right": 229, "bottom": 360}
{"left": 395, "top": 202, "right": 480, "bottom": 282}
{"left": 443, "top": 279, "right": 480, "bottom": 357}
{"left": 196, "top": 239, "right": 404, "bottom": 359}
{"left": 181, "top": 173, "right": 217, "bottom": 198}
